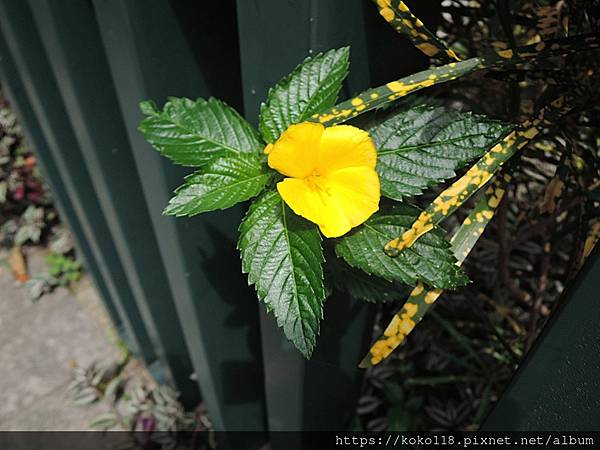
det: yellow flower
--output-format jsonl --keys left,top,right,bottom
{"left": 267, "top": 122, "right": 380, "bottom": 238}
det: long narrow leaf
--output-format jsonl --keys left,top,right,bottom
{"left": 373, "top": 0, "right": 460, "bottom": 62}
{"left": 359, "top": 177, "right": 508, "bottom": 367}
{"left": 310, "top": 33, "right": 599, "bottom": 126}
{"left": 383, "top": 125, "right": 528, "bottom": 254}
{"left": 384, "top": 94, "right": 576, "bottom": 254}
{"left": 310, "top": 58, "right": 482, "bottom": 125}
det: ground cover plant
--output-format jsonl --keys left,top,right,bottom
{"left": 0, "top": 88, "right": 81, "bottom": 296}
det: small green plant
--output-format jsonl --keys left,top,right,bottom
{"left": 24, "top": 227, "right": 82, "bottom": 300}
{"left": 45, "top": 252, "right": 82, "bottom": 286}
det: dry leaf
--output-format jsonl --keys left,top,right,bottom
{"left": 540, "top": 176, "right": 565, "bottom": 214}
{"left": 8, "top": 246, "right": 29, "bottom": 282}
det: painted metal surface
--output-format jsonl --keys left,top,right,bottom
{"left": 91, "top": 0, "right": 267, "bottom": 442}
{"left": 484, "top": 246, "right": 600, "bottom": 431}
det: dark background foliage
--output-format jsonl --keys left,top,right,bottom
{"left": 357, "top": 0, "right": 600, "bottom": 431}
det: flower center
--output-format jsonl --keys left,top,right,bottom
{"left": 305, "top": 172, "right": 331, "bottom": 196}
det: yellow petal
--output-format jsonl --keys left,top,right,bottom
{"left": 277, "top": 177, "right": 351, "bottom": 237}
{"left": 267, "top": 122, "right": 324, "bottom": 178}
{"left": 277, "top": 167, "right": 380, "bottom": 238}
{"left": 325, "top": 167, "right": 380, "bottom": 233}
{"left": 316, "top": 125, "right": 377, "bottom": 175}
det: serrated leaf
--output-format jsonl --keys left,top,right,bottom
{"left": 239, "top": 190, "right": 325, "bottom": 357}
{"left": 139, "top": 97, "right": 263, "bottom": 167}
{"left": 328, "top": 260, "right": 409, "bottom": 303}
{"left": 345, "top": 271, "right": 411, "bottom": 303}
{"left": 370, "top": 106, "right": 509, "bottom": 201}
{"left": 335, "top": 204, "right": 467, "bottom": 290}
{"left": 259, "top": 47, "right": 349, "bottom": 143}
{"left": 359, "top": 178, "right": 507, "bottom": 368}
{"left": 165, "top": 154, "right": 271, "bottom": 216}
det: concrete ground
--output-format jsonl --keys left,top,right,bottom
{"left": 0, "top": 247, "right": 120, "bottom": 431}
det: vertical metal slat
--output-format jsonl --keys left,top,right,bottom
{"left": 483, "top": 246, "right": 600, "bottom": 430}
{"left": 92, "top": 0, "right": 267, "bottom": 442}
{"left": 235, "top": 0, "right": 375, "bottom": 439}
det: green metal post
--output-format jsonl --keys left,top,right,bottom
{"left": 483, "top": 247, "right": 600, "bottom": 430}
{"left": 91, "top": 0, "right": 267, "bottom": 441}
{"left": 235, "top": 0, "right": 375, "bottom": 439}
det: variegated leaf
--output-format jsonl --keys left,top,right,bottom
{"left": 359, "top": 177, "right": 508, "bottom": 367}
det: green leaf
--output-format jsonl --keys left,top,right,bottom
{"left": 335, "top": 204, "right": 467, "bottom": 289}
{"left": 71, "top": 387, "right": 99, "bottom": 406}
{"left": 139, "top": 100, "right": 158, "bottom": 115}
{"left": 373, "top": 0, "right": 460, "bottom": 63}
{"left": 103, "top": 376, "right": 123, "bottom": 402}
{"left": 259, "top": 47, "right": 349, "bottom": 143}
{"left": 328, "top": 260, "right": 410, "bottom": 303}
{"left": 165, "top": 154, "right": 271, "bottom": 216}
{"left": 312, "top": 32, "right": 600, "bottom": 127}
{"left": 239, "top": 190, "right": 326, "bottom": 357}
{"left": 345, "top": 272, "right": 410, "bottom": 303}
{"left": 89, "top": 413, "right": 118, "bottom": 430}
{"left": 139, "top": 97, "right": 263, "bottom": 167}
{"left": 359, "top": 178, "right": 507, "bottom": 368}
{"left": 370, "top": 106, "right": 509, "bottom": 201}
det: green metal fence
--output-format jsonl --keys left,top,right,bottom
{"left": 1, "top": 0, "right": 598, "bottom": 446}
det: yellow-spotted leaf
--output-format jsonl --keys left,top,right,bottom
{"left": 383, "top": 90, "right": 579, "bottom": 255}
{"left": 360, "top": 177, "right": 507, "bottom": 367}
{"left": 310, "top": 58, "right": 482, "bottom": 126}
{"left": 310, "top": 33, "right": 598, "bottom": 127}
{"left": 373, "top": 0, "right": 460, "bottom": 62}
{"left": 384, "top": 122, "right": 538, "bottom": 255}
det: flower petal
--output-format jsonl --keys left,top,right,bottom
{"left": 277, "top": 177, "right": 352, "bottom": 238}
{"left": 317, "top": 125, "right": 377, "bottom": 175}
{"left": 267, "top": 122, "right": 324, "bottom": 178}
{"left": 277, "top": 167, "right": 380, "bottom": 238}
{"left": 324, "top": 167, "right": 380, "bottom": 233}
